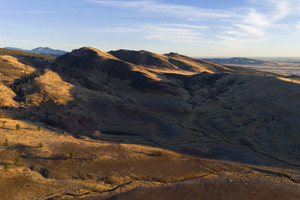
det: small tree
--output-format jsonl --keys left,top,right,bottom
{"left": 4, "top": 163, "right": 10, "bottom": 170}
{"left": 93, "top": 130, "right": 101, "bottom": 138}
{"left": 69, "top": 152, "right": 75, "bottom": 160}
{"left": 15, "top": 156, "right": 22, "bottom": 166}
{"left": 37, "top": 143, "right": 43, "bottom": 149}
{"left": 16, "top": 124, "right": 21, "bottom": 131}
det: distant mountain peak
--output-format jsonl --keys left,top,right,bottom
{"left": 30, "top": 47, "right": 67, "bottom": 57}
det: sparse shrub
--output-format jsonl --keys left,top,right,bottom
{"left": 40, "top": 168, "right": 49, "bottom": 178}
{"left": 78, "top": 135, "right": 89, "bottom": 140}
{"left": 16, "top": 124, "right": 21, "bottom": 131}
{"left": 12, "top": 84, "right": 21, "bottom": 93}
{"left": 150, "top": 151, "right": 162, "bottom": 156}
{"left": 15, "top": 156, "right": 22, "bottom": 166}
{"left": 37, "top": 143, "right": 44, "bottom": 149}
{"left": 2, "top": 120, "right": 7, "bottom": 128}
{"left": 4, "top": 163, "right": 10, "bottom": 170}
{"left": 93, "top": 130, "right": 101, "bottom": 138}
{"left": 69, "top": 152, "right": 75, "bottom": 160}
{"left": 3, "top": 138, "right": 9, "bottom": 146}
{"left": 37, "top": 126, "right": 41, "bottom": 131}
{"left": 90, "top": 154, "right": 97, "bottom": 161}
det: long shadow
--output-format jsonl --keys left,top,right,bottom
{"left": 4, "top": 52, "right": 300, "bottom": 171}
{"left": 21, "top": 155, "right": 68, "bottom": 161}
{"left": 0, "top": 127, "right": 13, "bottom": 130}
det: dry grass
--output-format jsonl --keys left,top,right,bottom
{"left": 0, "top": 118, "right": 299, "bottom": 199}
{"left": 32, "top": 69, "right": 74, "bottom": 105}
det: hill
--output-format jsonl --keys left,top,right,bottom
{"left": 2, "top": 46, "right": 299, "bottom": 167}
{"left": 0, "top": 47, "right": 299, "bottom": 199}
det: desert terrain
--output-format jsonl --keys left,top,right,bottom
{"left": 0, "top": 47, "right": 299, "bottom": 199}
{"left": 203, "top": 57, "right": 300, "bottom": 76}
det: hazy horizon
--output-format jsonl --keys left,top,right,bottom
{"left": 1, "top": 0, "right": 300, "bottom": 57}
{"left": 3, "top": 46, "right": 300, "bottom": 60}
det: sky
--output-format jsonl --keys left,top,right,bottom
{"left": 1, "top": 0, "right": 300, "bottom": 57}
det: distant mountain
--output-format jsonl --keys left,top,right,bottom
{"left": 4, "top": 47, "right": 67, "bottom": 57}
{"left": 30, "top": 47, "right": 67, "bottom": 57}
{"left": 202, "top": 57, "right": 273, "bottom": 65}
{"left": 4, "top": 47, "right": 26, "bottom": 52}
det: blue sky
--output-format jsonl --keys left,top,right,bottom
{"left": 1, "top": 0, "right": 300, "bottom": 57}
